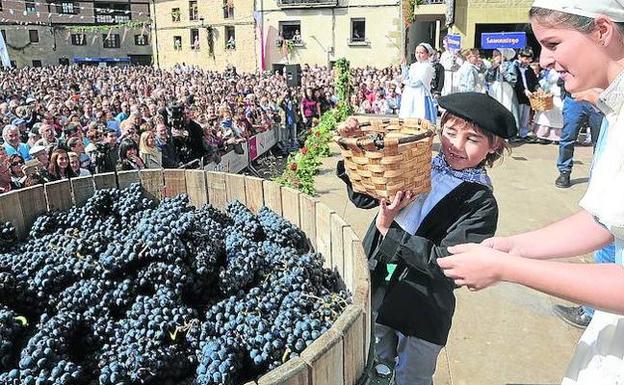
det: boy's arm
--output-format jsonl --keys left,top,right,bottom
{"left": 374, "top": 189, "right": 498, "bottom": 282}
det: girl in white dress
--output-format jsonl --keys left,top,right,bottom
{"left": 532, "top": 68, "right": 563, "bottom": 143}
{"left": 399, "top": 43, "right": 437, "bottom": 122}
{"left": 486, "top": 48, "right": 519, "bottom": 120}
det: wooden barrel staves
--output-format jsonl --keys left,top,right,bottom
{"left": 1, "top": 171, "right": 372, "bottom": 385}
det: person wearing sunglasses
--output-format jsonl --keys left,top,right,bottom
{"left": 8, "top": 154, "right": 24, "bottom": 188}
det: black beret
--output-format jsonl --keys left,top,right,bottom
{"left": 438, "top": 92, "right": 517, "bottom": 139}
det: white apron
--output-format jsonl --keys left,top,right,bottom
{"left": 561, "top": 236, "right": 624, "bottom": 385}
{"left": 566, "top": 75, "right": 624, "bottom": 383}
{"left": 399, "top": 62, "right": 436, "bottom": 121}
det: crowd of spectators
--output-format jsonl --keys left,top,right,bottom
{"left": 0, "top": 63, "right": 403, "bottom": 194}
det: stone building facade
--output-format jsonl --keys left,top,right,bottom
{"left": 411, "top": 0, "right": 535, "bottom": 51}
{"left": 257, "top": 0, "right": 403, "bottom": 70}
{"left": 151, "top": 0, "right": 257, "bottom": 72}
{"left": 0, "top": 0, "right": 152, "bottom": 68}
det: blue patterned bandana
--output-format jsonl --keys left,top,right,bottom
{"left": 431, "top": 153, "right": 492, "bottom": 189}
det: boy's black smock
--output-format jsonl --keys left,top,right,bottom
{"left": 337, "top": 160, "right": 498, "bottom": 346}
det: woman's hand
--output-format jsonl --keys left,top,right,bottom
{"left": 129, "top": 154, "right": 144, "bottom": 168}
{"left": 375, "top": 191, "right": 415, "bottom": 236}
{"left": 438, "top": 243, "right": 512, "bottom": 290}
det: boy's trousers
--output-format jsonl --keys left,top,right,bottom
{"left": 375, "top": 323, "right": 443, "bottom": 385}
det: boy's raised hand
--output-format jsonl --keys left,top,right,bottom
{"left": 375, "top": 191, "right": 416, "bottom": 236}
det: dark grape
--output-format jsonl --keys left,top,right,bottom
{"left": 0, "top": 187, "right": 351, "bottom": 385}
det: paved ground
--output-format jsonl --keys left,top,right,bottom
{"left": 314, "top": 140, "right": 595, "bottom": 385}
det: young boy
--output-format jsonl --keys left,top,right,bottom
{"left": 337, "top": 92, "right": 516, "bottom": 385}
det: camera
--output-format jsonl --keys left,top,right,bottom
{"left": 87, "top": 142, "right": 112, "bottom": 173}
{"left": 166, "top": 102, "right": 185, "bottom": 131}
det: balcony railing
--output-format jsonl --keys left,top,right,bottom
{"left": 277, "top": 0, "right": 337, "bottom": 8}
{"left": 421, "top": 0, "right": 445, "bottom": 3}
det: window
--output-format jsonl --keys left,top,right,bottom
{"left": 102, "top": 34, "right": 120, "bottom": 48}
{"left": 171, "top": 7, "right": 181, "bottom": 22}
{"left": 58, "top": 57, "right": 70, "bottom": 65}
{"left": 58, "top": 2, "right": 78, "bottom": 14}
{"left": 225, "top": 26, "right": 235, "bottom": 49}
{"left": 189, "top": 1, "right": 198, "bottom": 21}
{"left": 350, "top": 18, "right": 365, "bottom": 42}
{"left": 134, "top": 34, "right": 148, "bottom": 46}
{"left": 173, "top": 36, "right": 182, "bottom": 50}
{"left": 0, "top": 1, "right": 3, "bottom": 11}
{"left": 71, "top": 33, "right": 86, "bottom": 45}
{"left": 28, "top": 30, "right": 39, "bottom": 43}
{"left": 25, "top": 1, "right": 36, "bottom": 13}
{"left": 190, "top": 29, "right": 199, "bottom": 50}
{"left": 222, "top": 0, "right": 234, "bottom": 19}
{"left": 1, "top": 30, "right": 6, "bottom": 43}
{"left": 32, "top": 60, "right": 42, "bottom": 67}
{"left": 95, "top": 3, "right": 130, "bottom": 23}
{"left": 279, "top": 21, "right": 301, "bottom": 42}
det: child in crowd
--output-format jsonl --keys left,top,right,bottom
{"left": 337, "top": 92, "right": 517, "bottom": 385}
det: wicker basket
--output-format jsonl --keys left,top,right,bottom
{"left": 529, "top": 92, "right": 554, "bottom": 112}
{"left": 334, "top": 116, "right": 435, "bottom": 201}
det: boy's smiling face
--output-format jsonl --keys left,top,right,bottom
{"left": 440, "top": 115, "right": 496, "bottom": 170}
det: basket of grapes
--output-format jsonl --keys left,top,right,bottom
{"left": 334, "top": 115, "right": 436, "bottom": 201}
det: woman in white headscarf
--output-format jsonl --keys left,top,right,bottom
{"left": 486, "top": 48, "right": 520, "bottom": 122}
{"left": 437, "top": 1, "right": 624, "bottom": 383}
{"left": 398, "top": 43, "right": 438, "bottom": 122}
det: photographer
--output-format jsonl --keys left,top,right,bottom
{"left": 165, "top": 102, "right": 205, "bottom": 165}
{"left": 86, "top": 129, "right": 118, "bottom": 174}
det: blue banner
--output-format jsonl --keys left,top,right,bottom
{"left": 480, "top": 32, "right": 527, "bottom": 49}
{"left": 447, "top": 34, "right": 461, "bottom": 52}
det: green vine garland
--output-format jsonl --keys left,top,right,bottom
{"left": 334, "top": 58, "right": 352, "bottom": 112}
{"left": 6, "top": 41, "right": 33, "bottom": 51}
{"left": 67, "top": 20, "right": 151, "bottom": 34}
{"left": 275, "top": 57, "right": 353, "bottom": 195}
{"left": 403, "top": 0, "right": 424, "bottom": 24}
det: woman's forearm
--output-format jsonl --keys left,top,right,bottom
{"left": 501, "top": 257, "right": 624, "bottom": 314}
{"left": 510, "top": 210, "right": 613, "bottom": 259}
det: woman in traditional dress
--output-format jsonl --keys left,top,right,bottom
{"left": 532, "top": 67, "right": 564, "bottom": 144}
{"left": 398, "top": 43, "right": 437, "bottom": 122}
{"left": 438, "top": 1, "right": 624, "bottom": 383}
{"left": 486, "top": 49, "right": 519, "bottom": 121}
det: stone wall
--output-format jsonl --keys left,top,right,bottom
{"left": 152, "top": 0, "right": 257, "bottom": 72}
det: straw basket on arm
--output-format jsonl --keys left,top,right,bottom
{"left": 529, "top": 91, "right": 554, "bottom": 112}
{"left": 334, "top": 116, "right": 435, "bottom": 201}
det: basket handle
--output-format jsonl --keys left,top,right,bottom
{"left": 336, "top": 129, "right": 434, "bottom": 151}
{"left": 337, "top": 136, "right": 377, "bottom": 152}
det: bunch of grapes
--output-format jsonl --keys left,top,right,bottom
{"left": 0, "top": 184, "right": 351, "bottom": 385}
